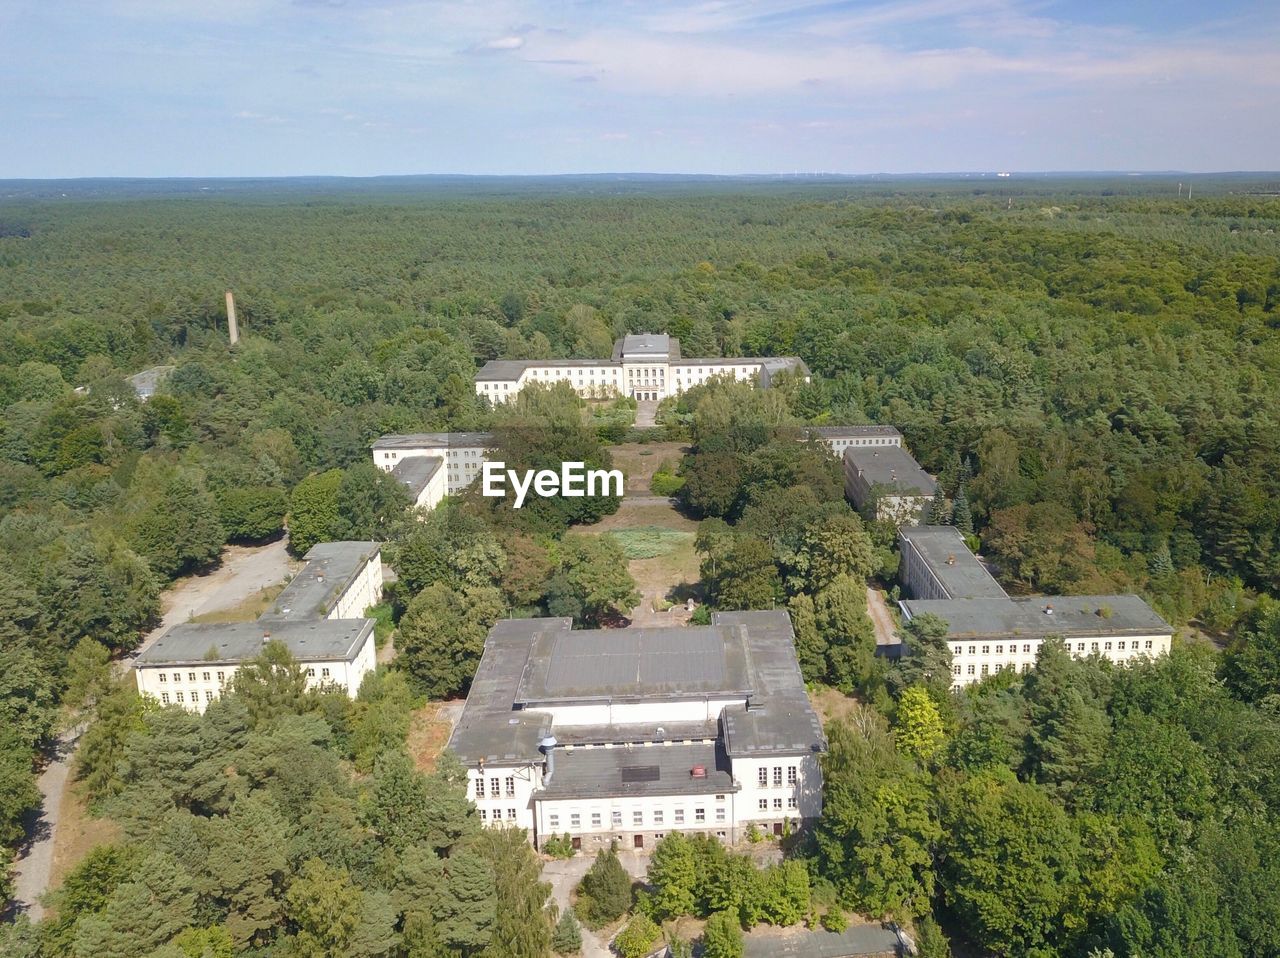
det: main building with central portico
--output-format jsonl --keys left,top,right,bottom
{"left": 449, "top": 610, "right": 825, "bottom": 851}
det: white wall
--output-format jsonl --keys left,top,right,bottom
{"left": 327, "top": 552, "right": 384, "bottom": 620}
{"left": 135, "top": 629, "right": 375, "bottom": 713}
{"left": 468, "top": 763, "right": 541, "bottom": 831}
{"left": 538, "top": 696, "right": 745, "bottom": 728}
{"left": 730, "top": 755, "right": 823, "bottom": 823}
{"left": 948, "top": 632, "right": 1172, "bottom": 688}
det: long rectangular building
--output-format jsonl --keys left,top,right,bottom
{"left": 474, "top": 333, "right": 810, "bottom": 404}
{"left": 371, "top": 432, "right": 494, "bottom": 495}
{"left": 449, "top": 611, "right": 825, "bottom": 850}
{"left": 896, "top": 526, "right": 1173, "bottom": 688}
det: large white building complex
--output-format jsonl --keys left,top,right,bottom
{"left": 371, "top": 431, "right": 495, "bottom": 501}
{"left": 474, "top": 334, "right": 810, "bottom": 404}
{"left": 449, "top": 610, "right": 826, "bottom": 851}
{"left": 135, "top": 541, "right": 383, "bottom": 712}
{"left": 896, "top": 525, "right": 1173, "bottom": 688}
{"left": 843, "top": 443, "right": 939, "bottom": 525}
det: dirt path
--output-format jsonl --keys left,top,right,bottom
{"left": 634, "top": 400, "right": 659, "bottom": 428}
{"left": 8, "top": 539, "right": 294, "bottom": 919}
{"left": 542, "top": 848, "right": 650, "bottom": 958}
{"left": 866, "top": 585, "right": 901, "bottom": 651}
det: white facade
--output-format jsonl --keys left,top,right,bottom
{"left": 134, "top": 621, "right": 376, "bottom": 714}
{"left": 946, "top": 632, "right": 1171, "bottom": 688}
{"left": 475, "top": 334, "right": 810, "bottom": 404}
{"left": 372, "top": 433, "right": 493, "bottom": 496}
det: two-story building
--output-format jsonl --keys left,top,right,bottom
{"left": 449, "top": 611, "right": 826, "bottom": 850}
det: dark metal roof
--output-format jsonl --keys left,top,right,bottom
{"left": 901, "top": 594, "right": 1173, "bottom": 640}
{"left": 391, "top": 455, "right": 443, "bottom": 498}
{"left": 744, "top": 925, "right": 900, "bottom": 958}
{"left": 540, "top": 742, "right": 736, "bottom": 800}
{"left": 448, "top": 611, "right": 825, "bottom": 766}
{"left": 261, "top": 541, "right": 379, "bottom": 623}
{"left": 617, "top": 333, "right": 674, "bottom": 358}
{"left": 137, "top": 618, "right": 374, "bottom": 667}
{"left": 898, "top": 525, "right": 1008, "bottom": 600}
{"left": 805, "top": 425, "right": 902, "bottom": 438}
{"left": 514, "top": 626, "right": 754, "bottom": 705}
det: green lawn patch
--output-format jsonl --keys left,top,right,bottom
{"left": 608, "top": 525, "right": 695, "bottom": 559}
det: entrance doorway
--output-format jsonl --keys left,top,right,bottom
{"left": 571, "top": 837, "right": 581, "bottom": 851}
{"left": 633, "top": 835, "right": 644, "bottom": 849}
{"left": 772, "top": 823, "right": 783, "bottom": 837}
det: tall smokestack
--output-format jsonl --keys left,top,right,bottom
{"left": 225, "top": 290, "right": 240, "bottom": 345}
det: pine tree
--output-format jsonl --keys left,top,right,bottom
{"left": 951, "top": 487, "right": 973, "bottom": 536}
{"left": 927, "top": 486, "right": 950, "bottom": 526}
{"left": 577, "top": 847, "right": 633, "bottom": 926}
{"left": 551, "top": 909, "right": 583, "bottom": 955}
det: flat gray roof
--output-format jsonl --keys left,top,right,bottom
{"left": 805, "top": 425, "right": 902, "bottom": 439}
{"left": 540, "top": 742, "right": 736, "bottom": 800}
{"left": 618, "top": 333, "right": 674, "bottom": 358}
{"left": 744, "top": 925, "right": 899, "bottom": 958}
{"left": 391, "top": 455, "right": 443, "bottom": 498}
{"left": 372, "top": 432, "right": 494, "bottom": 449}
{"left": 127, "top": 365, "right": 175, "bottom": 397}
{"left": 843, "top": 445, "right": 937, "bottom": 496}
{"left": 261, "top": 541, "right": 379, "bottom": 622}
{"left": 898, "top": 526, "right": 1008, "bottom": 599}
{"left": 902, "top": 594, "right": 1172, "bottom": 640}
{"left": 514, "top": 626, "right": 754, "bottom": 705}
{"left": 449, "top": 611, "right": 824, "bottom": 765}
{"left": 137, "top": 618, "right": 373, "bottom": 667}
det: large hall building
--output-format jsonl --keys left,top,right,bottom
{"left": 449, "top": 611, "right": 826, "bottom": 851}
{"left": 474, "top": 334, "right": 810, "bottom": 404}
{"left": 896, "top": 525, "right": 1173, "bottom": 688}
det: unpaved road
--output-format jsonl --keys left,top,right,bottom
{"left": 8, "top": 540, "right": 294, "bottom": 919}
{"left": 542, "top": 847, "right": 650, "bottom": 958}
{"left": 866, "top": 585, "right": 900, "bottom": 650}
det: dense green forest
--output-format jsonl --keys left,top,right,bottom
{"left": 2, "top": 179, "right": 1280, "bottom": 956}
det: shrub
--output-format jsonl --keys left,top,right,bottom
{"left": 614, "top": 914, "right": 660, "bottom": 958}
{"left": 543, "top": 833, "right": 576, "bottom": 859}
{"left": 702, "top": 911, "right": 744, "bottom": 958}
{"left": 650, "top": 471, "right": 686, "bottom": 496}
{"left": 820, "top": 908, "right": 847, "bottom": 933}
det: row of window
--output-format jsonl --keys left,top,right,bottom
{"left": 475, "top": 776, "right": 517, "bottom": 799}
{"left": 547, "top": 806, "right": 721, "bottom": 831}
{"left": 159, "top": 690, "right": 215, "bottom": 705}
{"left": 479, "top": 808, "right": 518, "bottom": 821}
{"left": 952, "top": 639, "right": 1156, "bottom": 657}
{"left": 756, "top": 766, "right": 799, "bottom": 788}
{"left": 759, "top": 798, "right": 798, "bottom": 811}
{"left": 157, "top": 670, "right": 227, "bottom": 684}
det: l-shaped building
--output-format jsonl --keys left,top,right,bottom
{"left": 134, "top": 541, "right": 382, "bottom": 712}
{"left": 449, "top": 610, "right": 825, "bottom": 851}
{"left": 474, "top": 334, "right": 810, "bottom": 404}
{"left": 897, "top": 525, "right": 1173, "bottom": 688}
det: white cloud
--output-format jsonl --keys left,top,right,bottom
{"left": 483, "top": 35, "right": 525, "bottom": 50}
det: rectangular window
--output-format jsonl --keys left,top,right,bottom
{"left": 321, "top": 668, "right": 331, "bottom": 678}
{"left": 981, "top": 664, "right": 989, "bottom": 675}
{"left": 173, "top": 672, "right": 181, "bottom": 682}
{"left": 757, "top": 768, "right": 768, "bottom": 787}
{"left": 479, "top": 809, "right": 487, "bottom": 821}
{"left": 772, "top": 767, "right": 782, "bottom": 787}
{"left": 995, "top": 644, "right": 1003, "bottom": 654}
{"left": 188, "top": 672, "right": 196, "bottom": 682}
{"left": 161, "top": 693, "right": 170, "bottom": 704}
{"left": 202, "top": 671, "right": 210, "bottom": 681}
{"left": 633, "top": 811, "right": 643, "bottom": 826}
{"left": 507, "top": 808, "right": 516, "bottom": 820}
{"left": 1078, "top": 642, "right": 1086, "bottom": 651}
{"left": 571, "top": 813, "right": 581, "bottom": 828}
{"left": 1105, "top": 641, "right": 1113, "bottom": 651}
{"left": 715, "top": 808, "right": 725, "bottom": 822}
{"left": 158, "top": 673, "right": 167, "bottom": 683}
{"left": 968, "top": 646, "right": 975, "bottom": 655}
{"left": 612, "top": 810, "right": 622, "bottom": 826}
{"left": 505, "top": 776, "right": 515, "bottom": 797}
{"left": 953, "top": 665, "right": 962, "bottom": 676}
{"left": 695, "top": 808, "right": 705, "bottom": 822}
{"left": 1145, "top": 640, "right": 1153, "bottom": 649}
{"left": 176, "top": 691, "right": 184, "bottom": 703}
{"left": 981, "top": 645, "right": 989, "bottom": 655}
{"left": 592, "top": 813, "right": 602, "bottom": 827}
{"left": 1022, "top": 644, "right": 1031, "bottom": 654}
{"left": 1118, "top": 641, "right": 1126, "bottom": 650}
{"left": 788, "top": 797, "right": 798, "bottom": 809}
{"left": 773, "top": 798, "right": 783, "bottom": 810}
{"left": 475, "top": 779, "right": 486, "bottom": 799}
{"left": 759, "top": 799, "right": 768, "bottom": 811}
{"left": 653, "top": 811, "right": 663, "bottom": 825}
{"left": 787, "top": 766, "right": 797, "bottom": 785}
{"left": 674, "top": 809, "right": 685, "bottom": 824}
{"left": 490, "top": 777, "right": 500, "bottom": 796}
{"left": 307, "top": 667, "right": 316, "bottom": 677}
{"left": 967, "top": 665, "right": 975, "bottom": 675}
{"left": 205, "top": 691, "right": 213, "bottom": 701}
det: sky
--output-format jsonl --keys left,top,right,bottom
{"left": 1, "top": 0, "right": 1278, "bottom": 178}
